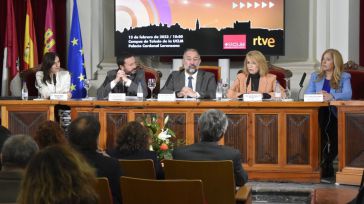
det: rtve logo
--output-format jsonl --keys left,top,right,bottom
{"left": 253, "top": 36, "right": 276, "bottom": 48}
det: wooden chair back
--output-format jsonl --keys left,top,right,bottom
{"left": 344, "top": 60, "right": 364, "bottom": 100}
{"left": 94, "top": 177, "right": 113, "bottom": 204}
{"left": 139, "top": 64, "right": 162, "bottom": 98}
{"left": 19, "top": 67, "right": 40, "bottom": 97}
{"left": 118, "top": 159, "right": 156, "bottom": 179}
{"left": 198, "top": 66, "right": 221, "bottom": 83}
{"left": 120, "top": 176, "right": 205, "bottom": 204}
{"left": 164, "top": 160, "right": 251, "bottom": 204}
{"left": 268, "top": 63, "right": 292, "bottom": 89}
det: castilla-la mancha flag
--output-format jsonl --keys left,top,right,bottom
{"left": 23, "top": 0, "right": 38, "bottom": 69}
{"left": 2, "top": 0, "right": 19, "bottom": 96}
{"left": 43, "top": 0, "right": 56, "bottom": 54}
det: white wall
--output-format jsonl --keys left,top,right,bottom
{"left": 68, "top": 0, "right": 360, "bottom": 98}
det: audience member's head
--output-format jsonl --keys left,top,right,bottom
{"left": 0, "top": 125, "right": 11, "bottom": 151}
{"left": 68, "top": 116, "right": 100, "bottom": 151}
{"left": 1, "top": 134, "right": 38, "bottom": 170}
{"left": 116, "top": 121, "right": 149, "bottom": 152}
{"left": 34, "top": 120, "right": 67, "bottom": 149}
{"left": 198, "top": 109, "right": 228, "bottom": 142}
{"left": 17, "top": 145, "right": 98, "bottom": 204}
{"left": 0, "top": 125, "right": 11, "bottom": 170}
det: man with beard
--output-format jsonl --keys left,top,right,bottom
{"left": 97, "top": 53, "right": 148, "bottom": 99}
{"left": 160, "top": 49, "right": 217, "bottom": 99}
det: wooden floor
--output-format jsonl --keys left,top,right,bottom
{"left": 249, "top": 181, "right": 359, "bottom": 204}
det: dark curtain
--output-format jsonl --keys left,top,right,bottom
{"left": 360, "top": 1, "right": 364, "bottom": 66}
{"left": 0, "top": 0, "right": 66, "bottom": 93}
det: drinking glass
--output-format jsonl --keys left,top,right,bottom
{"left": 221, "top": 78, "right": 229, "bottom": 98}
{"left": 83, "top": 79, "right": 91, "bottom": 99}
{"left": 284, "top": 78, "right": 291, "bottom": 99}
{"left": 147, "top": 78, "right": 156, "bottom": 99}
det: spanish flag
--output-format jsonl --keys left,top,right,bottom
{"left": 23, "top": 0, "right": 38, "bottom": 69}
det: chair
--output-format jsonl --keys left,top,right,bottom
{"left": 164, "top": 160, "right": 252, "bottom": 204}
{"left": 344, "top": 60, "right": 364, "bottom": 100}
{"left": 19, "top": 67, "right": 40, "bottom": 97}
{"left": 198, "top": 66, "right": 221, "bottom": 83}
{"left": 118, "top": 159, "right": 156, "bottom": 179}
{"left": 268, "top": 63, "right": 292, "bottom": 89}
{"left": 94, "top": 177, "right": 113, "bottom": 204}
{"left": 140, "top": 64, "right": 162, "bottom": 98}
{"left": 120, "top": 176, "right": 205, "bottom": 204}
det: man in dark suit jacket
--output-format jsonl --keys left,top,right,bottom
{"left": 173, "top": 109, "right": 248, "bottom": 186}
{"left": 160, "top": 49, "right": 217, "bottom": 99}
{"left": 0, "top": 134, "right": 39, "bottom": 203}
{"left": 68, "top": 116, "right": 122, "bottom": 204}
{"left": 97, "top": 53, "right": 148, "bottom": 99}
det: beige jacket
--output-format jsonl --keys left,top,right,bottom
{"left": 227, "top": 73, "right": 285, "bottom": 98}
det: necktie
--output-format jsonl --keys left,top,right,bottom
{"left": 188, "top": 76, "right": 193, "bottom": 89}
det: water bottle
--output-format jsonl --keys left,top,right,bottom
{"left": 21, "top": 82, "right": 29, "bottom": 100}
{"left": 137, "top": 82, "right": 143, "bottom": 100}
{"left": 216, "top": 82, "right": 222, "bottom": 100}
{"left": 274, "top": 81, "right": 281, "bottom": 101}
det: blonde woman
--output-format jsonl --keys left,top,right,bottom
{"left": 305, "top": 48, "right": 352, "bottom": 101}
{"left": 227, "top": 50, "right": 283, "bottom": 99}
{"left": 305, "top": 49, "right": 352, "bottom": 181}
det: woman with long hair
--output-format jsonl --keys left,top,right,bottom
{"left": 227, "top": 50, "right": 284, "bottom": 99}
{"left": 305, "top": 48, "right": 352, "bottom": 181}
{"left": 17, "top": 145, "right": 98, "bottom": 204}
{"left": 35, "top": 52, "right": 71, "bottom": 98}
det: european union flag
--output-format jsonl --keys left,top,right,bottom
{"left": 67, "top": 0, "right": 86, "bottom": 99}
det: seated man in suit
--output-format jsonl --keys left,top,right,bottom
{"left": 173, "top": 109, "right": 248, "bottom": 186}
{"left": 160, "top": 48, "right": 217, "bottom": 99}
{"left": 68, "top": 116, "right": 122, "bottom": 204}
{"left": 0, "top": 134, "right": 39, "bottom": 203}
{"left": 97, "top": 53, "right": 148, "bottom": 99}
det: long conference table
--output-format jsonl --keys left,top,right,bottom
{"left": 0, "top": 100, "right": 328, "bottom": 182}
{"left": 1, "top": 99, "right": 362, "bottom": 184}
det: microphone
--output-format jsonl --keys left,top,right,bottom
{"left": 297, "top": 72, "right": 307, "bottom": 101}
{"left": 299, "top": 72, "right": 306, "bottom": 88}
{"left": 53, "top": 74, "right": 57, "bottom": 86}
{"left": 245, "top": 74, "right": 251, "bottom": 93}
{"left": 53, "top": 74, "right": 57, "bottom": 92}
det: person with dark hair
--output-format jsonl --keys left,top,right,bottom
{"left": 0, "top": 134, "right": 39, "bottom": 203}
{"left": 160, "top": 48, "right": 217, "bottom": 99}
{"left": 17, "top": 145, "right": 98, "bottom": 204}
{"left": 33, "top": 120, "right": 67, "bottom": 149}
{"left": 305, "top": 49, "right": 352, "bottom": 182}
{"left": 97, "top": 53, "right": 148, "bottom": 99}
{"left": 35, "top": 52, "right": 71, "bottom": 98}
{"left": 108, "top": 121, "right": 164, "bottom": 179}
{"left": 68, "top": 116, "right": 122, "bottom": 204}
{"left": 173, "top": 109, "right": 248, "bottom": 186}
{"left": 0, "top": 125, "right": 11, "bottom": 170}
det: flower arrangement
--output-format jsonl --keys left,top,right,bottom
{"left": 144, "top": 115, "right": 182, "bottom": 160}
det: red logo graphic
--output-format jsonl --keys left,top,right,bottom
{"left": 223, "top": 35, "right": 246, "bottom": 50}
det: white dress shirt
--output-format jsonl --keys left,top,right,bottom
{"left": 35, "top": 70, "right": 71, "bottom": 98}
{"left": 184, "top": 71, "right": 200, "bottom": 98}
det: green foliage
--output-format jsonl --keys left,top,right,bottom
{"left": 143, "top": 115, "right": 183, "bottom": 160}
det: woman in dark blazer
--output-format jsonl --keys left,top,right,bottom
{"left": 108, "top": 121, "right": 164, "bottom": 179}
